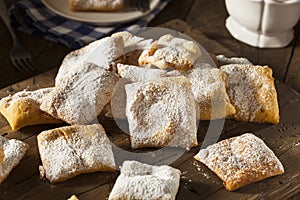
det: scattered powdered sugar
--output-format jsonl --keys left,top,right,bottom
{"left": 193, "top": 160, "right": 202, "bottom": 172}
{"left": 194, "top": 133, "right": 284, "bottom": 190}
{"left": 108, "top": 160, "right": 181, "bottom": 200}
{"left": 293, "top": 141, "right": 300, "bottom": 147}
{"left": 192, "top": 160, "right": 210, "bottom": 179}
{"left": 182, "top": 171, "right": 188, "bottom": 175}
{"left": 203, "top": 172, "right": 210, "bottom": 179}
{"left": 0, "top": 136, "right": 29, "bottom": 183}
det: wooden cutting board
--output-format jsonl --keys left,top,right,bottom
{"left": 0, "top": 20, "right": 299, "bottom": 200}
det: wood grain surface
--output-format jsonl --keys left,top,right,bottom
{"left": 1, "top": 0, "right": 300, "bottom": 92}
{"left": 0, "top": 19, "right": 299, "bottom": 200}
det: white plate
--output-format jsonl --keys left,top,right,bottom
{"left": 40, "top": 0, "right": 160, "bottom": 26}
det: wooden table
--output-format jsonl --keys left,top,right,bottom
{"left": 1, "top": 0, "right": 300, "bottom": 92}
{"left": 0, "top": 0, "right": 300, "bottom": 199}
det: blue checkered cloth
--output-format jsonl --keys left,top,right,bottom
{"left": 9, "top": 0, "right": 170, "bottom": 49}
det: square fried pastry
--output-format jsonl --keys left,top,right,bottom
{"left": 41, "top": 66, "right": 119, "bottom": 125}
{"left": 37, "top": 124, "right": 115, "bottom": 183}
{"left": 138, "top": 34, "right": 201, "bottom": 70}
{"left": 125, "top": 76, "right": 198, "bottom": 149}
{"left": 69, "top": 0, "right": 124, "bottom": 11}
{"left": 108, "top": 63, "right": 167, "bottom": 119}
{"left": 108, "top": 160, "right": 181, "bottom": 200}
{"left": 0, "top": 88, "right": 62, "bottom": 131}
{"left": 55, "top": 36, "right": 124, "bottom": 86}
{"left": 0, "top": 136, "right": 29, "bottom": 184}
{"left": 194, "top": 133, "right": 284, "bottom": 191}
{"left": 220, "top": 64, "right": 279, "bottom": 124}
{"left": 168, "top": 68, "right": 236, "bottom": 120}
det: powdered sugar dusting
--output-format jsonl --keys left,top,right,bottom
{"left": 0, "top": 136, "right": 29, "bottom": 183}
{"left": 139, "top": 34, "right": 202, "bottom": 70}
{"left": 41, "top": 66, "right": 119, "bottom": 125}
{"left": 109, "top": 64, "right": 167, "bottom": 119}
{"left": 168, "top": 68, "right": 235, "bottom": 120}
{"left": 117, "top": 63, "right": 167, "bottom": 82}
{"left": 70, "top": 0, "right": 124, "bottom": 11}
{"left": 0, "top": 88, "right": 61, "bottom": 130}
{"left": 108, "top": 160, "right": 181, "bottom": 200}
{"left": 125, "top": 76, "right": 198, "bottom": 149}
{"left": 37, "top": 124, "right": 115, "bottom": 183}
{"left": 220, "top": 64, "right": 279, "bottom": 123}
{"left": 194, "top": 133, "right": 284, "bottom": 191}
{"left": 55, "top": 36, "right": 123, "bottom": 86}
{"left": 0, "top": 88, "right": 53, "bottom": 107}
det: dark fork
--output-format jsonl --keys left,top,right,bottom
{"left": 0, "top": 0, "right": 37, "bottom": 71}
{"left": 131, "top": 0, "right": 150, "bottom": 12}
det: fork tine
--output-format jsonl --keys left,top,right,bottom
{"left": 11, "top": 57, "right": 36, "bottom": 72}
{"left": 10, "top": 58, "right": 25, "bottom": 71}
{"left": 20, "top": 59, "right": 34, "bottom": 71}
{"left": 17, "top": 59, "right": 30, "bottom": 71}
{"left": 24, "top": 58, "right": 37, "bottom": 71}
{"left": 1, "top": 0, "right": 37, "bottom": 72}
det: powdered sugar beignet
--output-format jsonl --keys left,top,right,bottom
{"left": 41, "top": 66, "right": 119, "bottom": 125}
{"left": 126, "top": 76, "right": 198, "bottom": 149}
{"left": 139, "top": 34, "right": 202, "bottom": 70}
{"left": 0, "top": 88, "right": 62, "bottom": 131}
{"left": 55, "top": 36, "right": 124, "bottom": 86}
{"left": 109, "top": 160, "right": 181, "bottom": 200}
{"left": 194, "top": 133, "right": 284, "bottom": 191}
{"left": 220, "top": 64, "right": 279, "bottom": 124}
{"left": 69, "top": 0, "right": 124, "bottom": 11}
{"left": 0, "top": 136, "right": 29, "bottom": 183}
{"left": 37, "top": 124, "right": 115, "bottom": 183}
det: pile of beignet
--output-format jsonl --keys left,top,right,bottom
{"left": 0, "top": 31, "right": 283, "bottom": 194}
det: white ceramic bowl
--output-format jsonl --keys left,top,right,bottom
{"left": 225, "top": 0, "right": 300, "bottom": 48}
